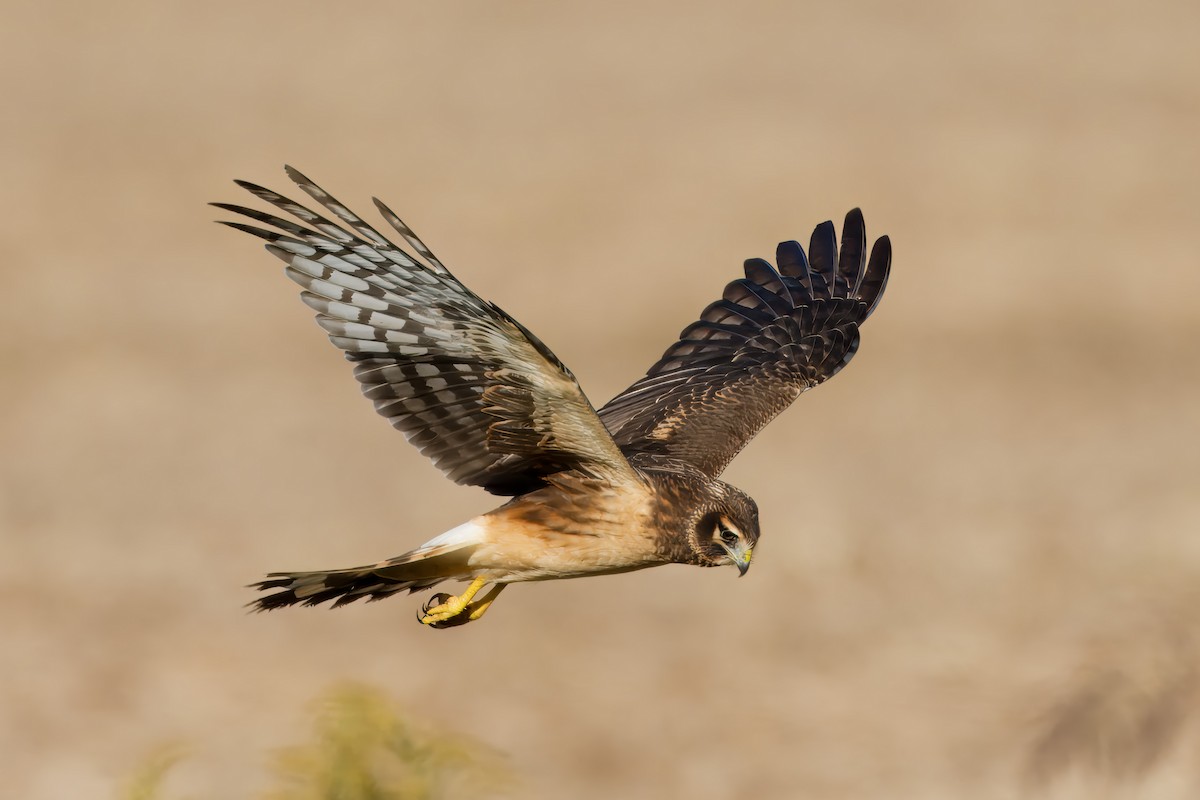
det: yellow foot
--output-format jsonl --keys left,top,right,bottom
{"left": 418, "top": 578, "right": 505, "bottom": 629}
{"left": 423, "top": 585, "right": 505, "bottom": 629}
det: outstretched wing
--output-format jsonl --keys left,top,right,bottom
{"left": 215, "top": 167, "right": 635, "bottom": 496}
{"left": 598, "top": 209, "right": 891, "bottom": 478}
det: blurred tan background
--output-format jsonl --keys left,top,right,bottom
{"left": 3, "top": 0, "right": 1199, "bottom": 797}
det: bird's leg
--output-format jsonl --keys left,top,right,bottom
{"left": 424, "top": 584, "right": 506, "bottom": 629}
{"left": 462, "top": 583, "right": 505, "bottom": 621}
{"left": 419, "top": 577, "right": 491, "bottom": 626}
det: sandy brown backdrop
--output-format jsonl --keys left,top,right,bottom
{"left": 3, "top": 1, "right": 1199, "bottom": 797}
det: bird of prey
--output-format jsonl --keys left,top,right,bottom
{"left": 215, "top": 167, "right": 890, "bottom": 628}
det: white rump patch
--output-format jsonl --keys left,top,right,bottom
{"left": 418, "top": 519, "right": 486, "bottom": 551}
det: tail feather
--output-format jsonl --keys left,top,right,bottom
{"left": 249, "top": 542, "right": 476, "bottom": 611}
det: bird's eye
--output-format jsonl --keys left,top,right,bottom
{"left": 719, "top": 527, "right": 739, "bottom": 546}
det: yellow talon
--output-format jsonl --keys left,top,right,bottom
{"left": 420, "top": 577, "right": 501, "bottom": 627}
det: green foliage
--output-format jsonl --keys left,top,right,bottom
{"left": 119, "top": 684, "right": 514, "bottom": 800}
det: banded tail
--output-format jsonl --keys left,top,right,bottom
{"left": 250, "top": 522, "right": 484, "bottom": 610}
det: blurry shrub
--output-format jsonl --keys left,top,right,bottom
{"left": 266, "top": 683, "right": 514, "bottom": 800}
{"left": 120, "top": 683, "right": 514, "bottom": 800}
{"left": 119, "top": 746, "right": 186, "bottom": 800}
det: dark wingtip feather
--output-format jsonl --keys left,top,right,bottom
{"left": 741, "top": 258, "right": 791, "bottom": 310}
{"left": 837, "top": 208, "right": 867, "bottom": 296}
{"left": 215, "top": 220, "right": 277, "bottom": 240}
{"left": 278, "top": 165, "right": 328, "bottom": 203}
{"left": 807, "top": 220, "right": 838, "bottom": 299}
{"left": 775, "top": 239, "right": 814, "bottom": 297}
{"left": 284, "top": 165, "right": 326, "bottom": 198}
{"left": 859, "top": 234, "right": 892, "bottom": 319}
{"left": 233, "top": 178, "right": 266, "bottom": 193}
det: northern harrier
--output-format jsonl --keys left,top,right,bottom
{"left": 216, "top": 168, "right": 890, "bottom": 628}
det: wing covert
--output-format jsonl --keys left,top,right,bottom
{"left": 598, "top": 209, "right": 891, "bottom": 477}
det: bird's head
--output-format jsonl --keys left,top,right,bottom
{"left": 691, "top": 482, "right": 759, "bottom": 575}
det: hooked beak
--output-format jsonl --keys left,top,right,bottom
{"left": 722, "top": 541, "right": 753, "bottom": 577}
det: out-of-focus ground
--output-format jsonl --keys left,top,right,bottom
{"left": 3, "top": 1, "right": 1199, "bottom": 797}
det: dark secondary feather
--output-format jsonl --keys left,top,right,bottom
{"left": 598, "top": 209, "right": 891, "bottom": 478}
{"left": 214, "top": 167, "right": 633, "bottom": 495}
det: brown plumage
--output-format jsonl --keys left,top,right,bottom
{"left": 216, "top": 167, "right": 890, "bottom": 628}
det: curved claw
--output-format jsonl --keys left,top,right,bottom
{"left": 421, "top": 593, "right": 452, "bottom": 615}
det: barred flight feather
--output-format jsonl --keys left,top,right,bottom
{"left": 215, "top": 168, "right": 635, "bottom": 496}
{"left": 598, "top": 209, "right": 890, "bottom": 478}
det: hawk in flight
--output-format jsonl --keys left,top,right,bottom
{"left": 216, "top": 167, "right": 891, "bottom": 628}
